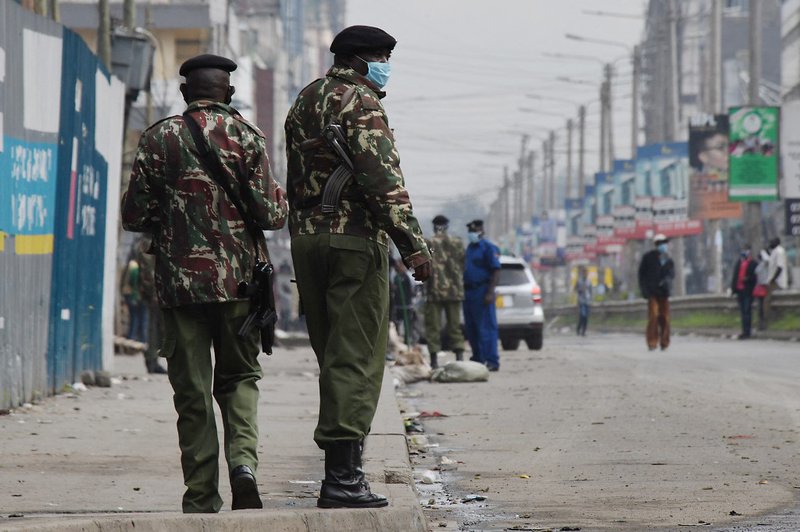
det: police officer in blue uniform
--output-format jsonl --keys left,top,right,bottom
{"left": 462, "top": 220, "right": 501, "bottom": 371}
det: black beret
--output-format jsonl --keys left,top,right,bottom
{"left": 179, "top": 54, "right": 237, "bottom": 77}
{"left": 330, "top": 25, "right": 397, "bottom": 55}
{"left": 466, "top": 219, "right": 484, "bottom": 231}
{"left": 432, "top": 215, "right": 449, "bottom": 226}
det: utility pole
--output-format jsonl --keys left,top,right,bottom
{"left": 709, "top": 0, "right": 722, "bottom": 114}
{"left": 663, "top": 0, "right": 685, "bottom": 296}
{"left": 579, "top": 105, "right": 586, "bottom": 196}
{"left": 98, "top": 0, "right": 112, "bottom": 70}
{"left": 526, "top": 151, "right": 536, "bottom": 223}
{"left": 517, "top": 135, "right": 529, "bottom": 229}
{"left": 605, "top": 63, "right": 615, "bottom": 165}
{"left": 631, "top": 45, "right": 641, "bottom": 157}
{"left": 744, "top": 0, "right": 762, "bottom": 249}
{"left": 566, "top": 118, "right": 574, "bottom": 199}
{"left": 667, "top": 0, "right": 681, "bottom": 141}
{"left": 709, "top": 0, "right": 724, "bottom": 293}
{"left": 503, "top": 168, "right": 511, "bottom": 237}
{"left": 548, "top": 131, "right": 556, "bottom": 211}
{"left": 599, "top": 80, "right": 607, "bottom": 172}
{"left": 539, "top": 139, "right": 550, "bottom": 218}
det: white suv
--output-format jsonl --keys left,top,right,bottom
{"left": 495, "top": 256, "right": 544, "bottom": 350}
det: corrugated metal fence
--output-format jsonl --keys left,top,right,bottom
{"left": 0, "top": 2, "right": 125, "bottom": 408}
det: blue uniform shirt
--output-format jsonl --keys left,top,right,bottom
{"left": 464, "top": 238, "right": 500, "bottom": 289}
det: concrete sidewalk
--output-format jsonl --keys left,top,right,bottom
{"left": 0, "top": 345, "right": 426, "bottom": 532}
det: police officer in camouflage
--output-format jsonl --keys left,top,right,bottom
{"left": 285, "top": 25, "right": 432, "bottom": 508}
{"left": 121, "top": 54, "right": 288, "bottom": 513}
{"left": 424, "top": 215, "right": 466, "bottom": 369}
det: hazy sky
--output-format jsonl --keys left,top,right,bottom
{"left": 345, "top": 0, "right": 646, "bottom": 222}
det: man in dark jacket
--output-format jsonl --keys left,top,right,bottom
{"left": 638, "top": 234, "right": 675, "bottom": 351}
{"left": 730, "top": 245, "right": 758, "bottom": 339}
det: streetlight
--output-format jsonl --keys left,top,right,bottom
{"left": 565, "top": 33, "right": 633, "bottom": 52}
{"left": 556, "top": 75, "right": 596, "bottom": 87}
{"left": 564, "top": 33, "right": 641, "bottom": 162}
{"left": 581, "top": 9, "right": 643, "bottom": 20}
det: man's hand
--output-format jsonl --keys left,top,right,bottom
{"left": 483, "top": 290, "right": 495, "bottom": 305}
{"left": 413, "top": 260, "right": 432, "bottom": 282}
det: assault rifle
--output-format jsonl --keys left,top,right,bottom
{"left": 237, "top": 261, "right": 277, "bottom": 355}
{"left": 320, "top": 123, "right": 355, "bottom": 213}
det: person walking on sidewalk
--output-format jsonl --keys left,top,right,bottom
{"left": 424, "top": 215, "right": 466, "bottom": 369}
{"left": 122, "top": 54, "right": 288, "bottom": 513}
{"left": 285, "top": 25, "right": 432, "bottom": 509}
{"left": 463, "top": 219, "right": 501, "bottom": 371}
{"left": 575, "top": 265, "right": 592, "bottom": 337}
{"left": 731, "top": 245, "right": 758, "bottom": 339}
{"left": 638, "top": 234, "right": 675, "bottom": 351}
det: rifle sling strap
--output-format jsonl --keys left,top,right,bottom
{"left": 182, "top": 111, "right": 269, "bottom": 264}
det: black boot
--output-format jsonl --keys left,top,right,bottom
{"left": 430, "top": 352, "right": 438, "bottom": 369}
{"left": 230, "top": 465, "right": 263, "bottom": 510}
{"left": 317, "top": 440, "right": 388, "bottom": 508}
{"left": 454, "top": 349, "right": 463, "bottom": 361}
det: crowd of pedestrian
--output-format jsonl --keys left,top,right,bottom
{"left": 730, "top": 237, "right": 789, "bottom": 339}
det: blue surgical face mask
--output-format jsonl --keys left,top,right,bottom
{"left": 657, "top": 243, "right": 668, "bottom": 254}
{"left": 467, "top": 232, "right": 481, "bottom": 244}
{"left": 357, "top": 55, "right": 391, "bottom": 88}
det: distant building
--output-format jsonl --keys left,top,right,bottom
{"left": 640, "top": 0, "right": 781, "bottom": 143}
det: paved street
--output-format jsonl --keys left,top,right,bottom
{"left": 401, "top": 332, "right": 800, "bottom": 531}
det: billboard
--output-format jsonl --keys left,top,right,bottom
{"left": 688, "top": 114, "right": 742, "bottom": 219}
{"left": 634, "top": 142, "right": 700, "bottom": 238}
{"left": 728, "top": 106, "right": 779, "bottom": 201}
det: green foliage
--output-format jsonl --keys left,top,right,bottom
{"left": 768, "top": 314, "right": 800, "bottom": 331}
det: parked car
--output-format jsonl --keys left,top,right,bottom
{"left": 495, "top": 256, "right": 544, "bottom": 350}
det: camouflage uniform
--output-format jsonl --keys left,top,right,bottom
{"left": 424, "top": 232, "right": 466, "bottom": 358}
{"left": 121, "top": 100, "right": 287, "bottom": 513}
{"left": 285, "top": 65, "right": 430, "bottom": 447}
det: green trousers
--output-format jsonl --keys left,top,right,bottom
{"left": 161, "top": 300, "right": 262, "bottom": 513}
{"left": 145, "top": 303, "right": 161, "bottom": 363}
{"left": 424, "top": 300, "right": 465, "bottom": 354}
{"left": 291, "top": 233, "right": 389, "bottom": 447}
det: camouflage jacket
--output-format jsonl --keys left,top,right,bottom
{"left": 425, "top": 232, "right": 465, "bottom": 302}
{"left": 121, "top": 100, "right": 288, "bottom": 308}
{"left": 284, "top": 65, "right": 431, "bottom": 268}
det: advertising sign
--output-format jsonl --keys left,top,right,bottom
{"left": 565, "top": 197, "right": 583, "bottom": 237}
{"left": 688, "top": 114, "right": 742, "bottom": 219}
{"left": 595, "top": 171, "right": 614, "bottom": 217}
{"left": 634, "top": 142, "right": 698, "bottom": 238}
{"left": 582, "top": 184, "right": 596, "bottom": 229}
{"left": 728, "top": 106, "right": 779, "bottom": 201}
{"left": 613, "top": 159, "right": 636, "bottom": 207}
{"left": 786, "top": 199, "right": 800, "bottom": 237}
{"left": 782, "top": 100, "right": 800, "bottom": 199}
{"left": 612, "top": 204, "right": 637, "bottom": 238}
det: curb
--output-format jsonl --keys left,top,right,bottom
{"left": 0, "top": 365, "right": 426, "bottom": 532}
